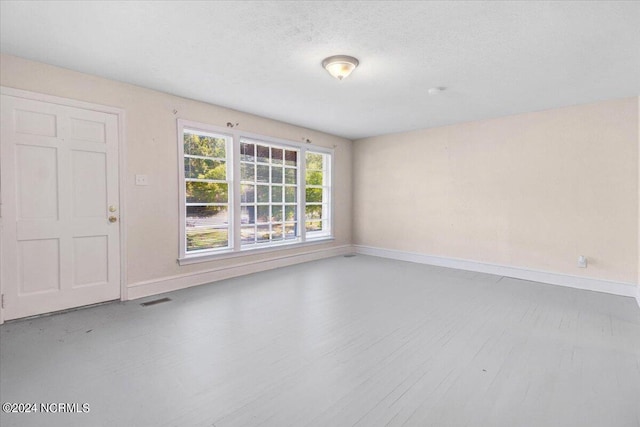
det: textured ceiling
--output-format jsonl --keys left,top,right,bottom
{"left": 1, "top": 1, "right": 639, "bottom": 140}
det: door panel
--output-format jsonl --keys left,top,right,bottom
{"left": 17, "top": 144, "right": 59, "bottom": 219}
{"left": 72, "top": 236, "right": 108, "bottom": 287}
{"left": 18, "top": 239, "right": 60, "bottom": 294}
{"left": 72, "top": 150, "right": 107, "bottom": 218}
{"left": 1, "top": 95, "right": 121, "bottom": 320}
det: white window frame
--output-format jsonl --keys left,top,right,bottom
{"left": 304, "top": 150, "right": 332, "bottom": 240}
{"left": 177, "top": 119, "right": 334, "bottom": 264}
{"left": 238, "top": 137, "right": 301, "bottom": 249}
{"left": 178, "top": 120, "right": 234, "bottom": 257}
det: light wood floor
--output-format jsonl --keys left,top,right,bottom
{"left": 1, "top": 255, "right": 639, "bottom": 427}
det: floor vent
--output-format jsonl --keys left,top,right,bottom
{"left": 140, "top": 297, "right": 172, "bottom": 307}
{"left": 344, "top": 254, "right": 357, "bottom": 258}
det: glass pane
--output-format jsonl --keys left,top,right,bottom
{"left": 285, "top": 205, "right": 297, "bottom": 222}
{"left": 241, "top": 206, "right": 255, "bottom": 224}
{"left": 285, "top": 150, "right": 297, "bottom": 166}
{"left": 285, "top": 223, "right": 297, "bottom": 240}
{"left": 305, "top": 205, "right": 322, "bottom": 220}
{"left": 184, "top": 158, "right": 225, "bottom": 180}
{"left": 285, "top": 186, "right": 297, "bottom": 203}
{"left": 186, "top": 227, "right": 228, "bottom": 251}
{"left": 240, "top": 142, "right": 255, "bottom": 161}
{"left": 256, "top": 165, "right": 270, "bottom": 183}
{"left": 271, "top": 185, "right": 283, "bottom": 203}
{"left": 184, "top": 131, "right": 226, "bottom": 158}
{"left": 241, "top": 226, "right": 255, "bottom": 244}
{"left": 306, "top": 152, "right": 323, "bottom": 169}
{"left": 241, "top": 163, "right": 255, "bottom": 181}
{"left": 306, "top": 188, "right": 323, "bottom": 203}
{"left": 306, "top": 170, "right": 323, "bottom": 186}
{"left": 186, "top": 182, "right": 228, "bottom": 203}
{"left": 271, "top": 147, "right": 283, "bottom": 164}
{"left": 285, "top": 168, "right": 297, "bottom": 184}
{"left": 272, "top": 205, "right": 283, "bottom": 221}
{"left": 272, "top": 223, "right": 283, "bottom": 241}
{"left": 241, "top": 184, "right": 254, "bottom": 203}
{"left": 257, "top": 185, "right": 269, "bottom": 203}
{"left": 257, "top": 145, "right": 269, "bottom": 163}
{"left": 257, "top": 205, "right": 269, "bottom": 223}
{"left": 306, "top": 221, "right": 322, "bottom": 232}
{"left": 257, "top": 225, "right": 270, "bottom": 242}
{"left": 186, "top": 206, "right": 229, "bottom": 227}
{"left": 271, "top": 167, "right": 283, "bottom": 184}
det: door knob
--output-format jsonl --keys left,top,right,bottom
{"left": 108, "top": 216, "right": 118, "bottom": 223}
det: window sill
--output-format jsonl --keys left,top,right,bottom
{"left": 177, "top": 237, "right": 335, "bottom": 266}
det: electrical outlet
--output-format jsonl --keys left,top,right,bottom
{"left": 577, "top": 255, "right": 587, "bottom": 268}
{"left": 135, "top": 174, "right": 149, "bottom": 186}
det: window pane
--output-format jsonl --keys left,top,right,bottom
{"left": 257, "top": 145, "right": 269, "bottom": 163}
{"left": 271, "top": 167, "right": 283, "bottom": 183}
{"left": 256, "top": 165, "right": 270, "bottom": 183}
{"left": 306, "top": 152, "right": 323, "bottom": 169}
{"left": 187, "top": 227, "right": 228, "bottom": 251}
{"left": 272, "top": 185, "right": 283, "bottom": 203}
{"left": 285, "top": 205, "right": 297, "bottom": 222}
{"left": 257, "top": 205, "right": 269, "bottom": 223}
{"left": 257, "top": 185, "right": 269, "bottom": 203}
{"left": 186, "top": 206, "right": 229, "bottom": 227}
{"left": 186, "top": 182, "right": 228, "bottom": 203}
{"left": 285, "top": 150, "right": 297, "bottom": 166}
{"left": 241, "top": 206, "right": 255, "bottom": 224}
{"left": 306, "top": 187, "right": 323, "bottom": 203}
{"left": 186, "top": 205, "right": 229, "bottom": 251}
{"left": 241, "top": 184, "right": 254, "bottom": 203}
{"left": 272, "top": 223, "right": 283, "bottom": 241}
{"left": 257, "top": 225, "right": 270, "bottom": 242}
{"left": 285, "top": 168, "right": 297, "bottom": 184}
{"left": 305, "top": 221, "right": 322, "bottom": 232}
{"left": 285, "top": 186, "right": 296, "bottom": 203}
{"left": 305, "top": 205, "right": 322, "bottom": 220}
{"left": 272, "top": 205, "right": 283, "bottom": 221}
{"left": 285, "top": 223, "right": 297, "bottom": 240}
{"left": 271, "top": 148, "right": 283, "bottom": 164}
{"left": 241, "top": 163, "right": 255, "bottom": 181}
{"left": 184, "top": 132, "right": 226, "bottom": 158}
{"left": 185, "top": 158, "right": 225, "bottom": 180}
{"left": 306, "top": 170, "right": 323, "bottom": 186}
{"left": 241, "top": 142, "right": 255, "bottom": 161}
{"left": 241, "top": 226, "right": 255, "bottom": 244}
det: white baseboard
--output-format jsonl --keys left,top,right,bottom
{"left": 354, "top": 245, "right": 639, "bottom": 302}
{"left": 127, "top": 244, "right": 352, "bottom": 300}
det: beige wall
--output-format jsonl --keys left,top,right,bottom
{"left": 1, "top": 53, "right": 637, "bottom": 293}
{"left": 0, "top": 54, "right": 353, "bottom": 287}
{"left": 354, "top": 98, "right": 639, "bottom": 284}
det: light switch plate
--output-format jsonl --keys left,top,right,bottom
{"left": 135, "top": 174, "right": 149, "bottom": 186}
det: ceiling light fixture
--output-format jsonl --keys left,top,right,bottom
{"left": 322, "top": 55, "right": 359, "bottom": 81}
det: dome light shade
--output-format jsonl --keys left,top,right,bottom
{"left": 322, "top": 55, "right": 359, "bottom": 80}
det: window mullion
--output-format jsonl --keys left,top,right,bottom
{"left": 299, "top": 146, "right": 307, "bottom": 243}
{"left": 232, "top": 131, "right": 241, "bottom": 252}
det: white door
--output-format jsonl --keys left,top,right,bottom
{"left": 1, "top": 95, "right": 121, "bottom": 320}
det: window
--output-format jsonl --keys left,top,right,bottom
{"left": 182, "top": 128, "right": 232, "bottom": 253}
{"left": 240, "top": 139, "right": 299, "bottom": 247}
{"left": 305, "top": 151, "right": 331, "bottom": 238}
{"left": 178, "top": 120, "right": 333, "bottom": 262}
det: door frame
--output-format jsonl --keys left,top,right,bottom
{"left": 0, "top": 86, "right": 127, "bottom": 324}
